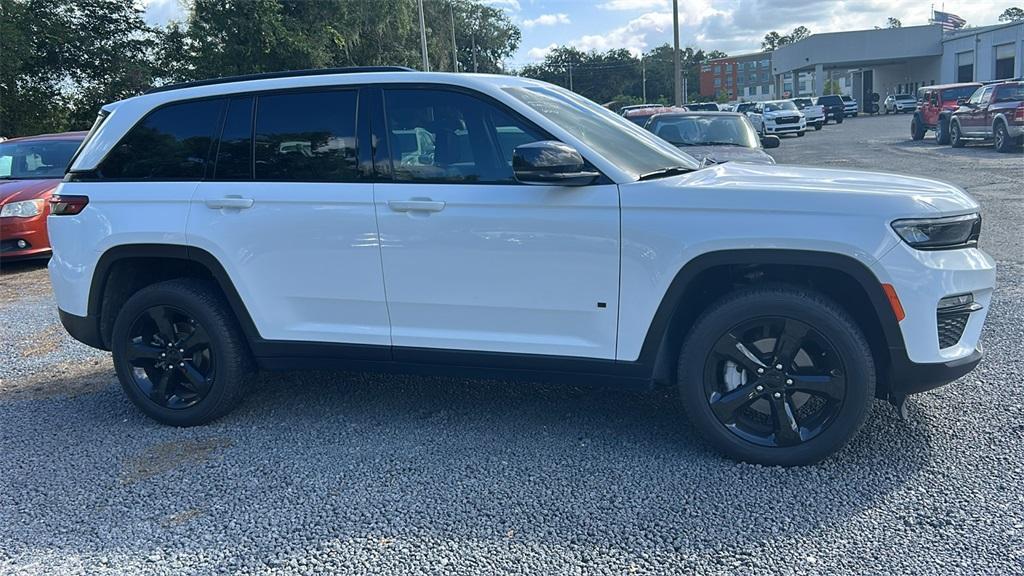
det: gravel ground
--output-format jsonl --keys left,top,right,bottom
{"left": 1, "top": 113, "right": 1022, "bottom": 575}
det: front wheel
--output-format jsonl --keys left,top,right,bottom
{"left": 950, "top": 120, "right": 965, "bottom": 148}
{"left": 111, "top": 278, "right": 254, "bottom": 426}
{"left": 677, "top": 285, "right": 875, "bottom": 466}
{"left": 797, "top": 131, "right": 805, "bottom": 137}
{"left": 994, "top": 121, "right": 1013, "bottom": 153}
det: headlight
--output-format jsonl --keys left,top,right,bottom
{"left": 0, "top": 199, "right": 44, "bottom": 218}
{"left": 891, "top": 213, "right": 980, "bottom": 250}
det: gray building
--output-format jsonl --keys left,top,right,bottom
{"left": 770, "top": 22, "right": 1022, "bottom": 111}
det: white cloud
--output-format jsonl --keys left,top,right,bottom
{"left": 481, "top": 0, "right": 521, "bottom": 11}
{"left": 141, "top": 0, "right": 185, "bottom": 25}
{"left": 599, "top": 0, "right": 669, "bottom": 11}
{"left": 522, "top": 13, "right": 571, "bottom": 28}
{"left": 527, "top": 43, "right": 559, "bottom": 60}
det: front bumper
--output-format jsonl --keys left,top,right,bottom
{"left": 0, "top": 213, "right": 51, "bottom": 259}
{"left": 765, "top": 121, "right": 806, "bottom": 134}
{"left": 58, "top": 308, "right": 107, "bottom": 350}
{"left": 887, "top": 347, "right": 982, "bottom": 398}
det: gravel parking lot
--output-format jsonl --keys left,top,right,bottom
{"left": 1, "top": 113, "right": 1022, "bottom": 575}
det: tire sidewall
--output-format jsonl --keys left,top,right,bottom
{"left": 112, "top": 283, "right": 242, "bottom": 426}
{"left": 950, "top": 120, "right": 963, "bottom": 147}
{"left": 678, "top": 290, "right": 875, "bottom": 466}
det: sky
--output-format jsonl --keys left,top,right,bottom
{"left": 141, "top": 0, "right": 1021, "bottom": 67}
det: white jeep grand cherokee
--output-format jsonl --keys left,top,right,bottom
{"left": 49, "top": 68, "right": 995, "bottom": 466}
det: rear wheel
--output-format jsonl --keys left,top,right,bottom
{"left": 814, "top": 122, "right": 823, "bottom": 131}
{"left": 950, "top": 120, "right": 965, "bottom": 148}
{"left": 936, "top": 118, "right": 951, "bottom": 144}
{"left": 835, "top": 114, "right": 843, "bottom": 125}
{"left": 677, "top": 285, "right": 875, "bottom": 466}
{"left": 994, "top": 120, "right": 1013, "bottom": 153}
{"left": 911, "top": 116, "right": 925, "bottom": 140}
{"left": 111, "top": 279, "right": 254, "bottom": 426}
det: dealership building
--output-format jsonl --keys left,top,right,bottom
{"left": 699, "top": 21, "right": 1023, "bottom": 108}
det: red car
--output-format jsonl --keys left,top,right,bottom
{"left": 949, "top": 81, "right": 1024, "bottom": 152}
{"left": 911, "top": 82, "right": 981, "bottom": 144}
{"left": 0, "top": 131, "right": 86, "bottom": 260}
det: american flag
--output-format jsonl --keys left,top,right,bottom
{"left": 932, "top": 9, "right": 967, "bottom": 31}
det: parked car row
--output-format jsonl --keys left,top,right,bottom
{"left": 912, "top": 80, "right": 1023, "bottom": 153}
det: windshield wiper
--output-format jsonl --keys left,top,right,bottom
{"left": 638, "top": 166, "right": 694, "bottom": 181}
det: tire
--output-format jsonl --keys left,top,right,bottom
{"left": 797, "top": 131, "right": 805, "bottom": 137}
{"left": 111, "top": 278, "right": 254, "bottom": 426}
{"left": 677, "top": 285, "right": 875, "bottom": 466}
{"left": 936, "top": 117, "right": 951, "bottom": 145}
{"left": 835, "top": 114, "right": 843, "bottom": 125}
{"left": 911, "top": 116, "right": 925, "bottom": 140}
{"left": 950, "top": 120, "right": 964, "bottom": 148}
{"left": 994, "top": 120, "right": 1013, "bottom": 153}
{"left": 814, "top": 123, "right": 823, "bottom": 131}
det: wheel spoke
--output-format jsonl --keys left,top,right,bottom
{"left": 790, "top": 373, "right": 845, "bottom": 401}
{"left": 177, "top": 323, "right": 211, "bottom": 354}
{"left": 179, "top": 361, "right": 211, "bottom": 396}
{"left": 770, "top": 394, "right": 802, "bottom": 446}
{"left": 150, "top": 370, "right": 172, "bottom": 404}
{"left": 713, "top": 333, "right": 767, "bottom": 376}
{"left": 709, "top": 382, "right": 763, "bottom": 424}
{"left": 772, "top": 319, "right": 809, "bottom": 368}
{"left": 126, "top": 341, "right": 164, "bottom": 366}
{"left": 147, "top": 306, "right": 177, "bottom": 343}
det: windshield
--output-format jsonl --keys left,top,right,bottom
{"left": 647, "top": 115, "right": 759, "bottom": 148}
{"left": 942, "top": 86, "right": 979, "bottom": 101}
{"left": 841, "top": 96, "right": 853, "bottom": 102}
{"left": 0, "top": 139, "right": 82, "bottom": 180}
{"left": 792, "top": 99, "right": 812, "bottom": 109}
{"left": 995, "top": 83, "right": 1024, "bottom": 101}
{"left": 505, "top": 85, "right": 699, "bottom": 176}
{"left": 894, "top": 94, "right": 913, "bottom": 100}
{"left": 765, "top": 101, "right": 797, "bottom": 112}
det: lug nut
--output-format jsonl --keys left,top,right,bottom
{"left": 757, "top": 367, "right": 765, "bottom": 374}
{"left": 775, "top": 364, "right": 783, "bottom": 370}
{"left": 179, "top": 362, "right": 185, "bottom": 367}
{"left": 773, "top": 392, "right": 782, "bottom": 398}
{"left": 179, "top": 349, "right": 184, "bottom": 353}
{"left": 786, "top": 379, "right": 793, "bottom": 385}
{"left": 756, "top": 385, "right": 764, "bottom": 392}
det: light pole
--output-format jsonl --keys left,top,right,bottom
{"left": 672, "top": 0, "right": 681, "bottom": 106}
{"left": 449, "top": 2, "right": 458, "bottom": 72}
{"left": 418, "top": 0, "right": 430, "bottom": 72}
{"left": 641, "top": 55, "right": 647, "bottom": 102}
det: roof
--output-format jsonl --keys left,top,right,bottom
{"left": 144, "top": 66, "right": 414, "bottom": 95}
{"left": 922, "top": 82, "right": 983, "bottom": 91}
{"left": 2, "top": 131, "right": 88, "bottom": 143}
{"left": 649, "top": 111, "right": 742, "bottom": 117}
{"left": 709, "top": 50, "right": 772, "bottom": 64}
{"left": 942, "top": 21, "right": 1024, "bottom": 42}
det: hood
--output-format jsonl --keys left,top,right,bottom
{"left": 764, "top": 110, "right": 801, "bottom": 117}
{"left": 660, "top": 162, "right": 978, "bottom": 216}
{"left": 0, "top": 178, "right": 60, "bottom": 205}
{"left": 678, "top": 145, "right": 775, "bottom": 165}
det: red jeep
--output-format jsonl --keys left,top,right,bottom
{"left": 911, "top": 83, "right": 981, "bottom": 144}
{"left": 949, "top": 81, "right": 1024, "bottom": 153}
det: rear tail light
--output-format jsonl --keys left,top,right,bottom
{"left": 49, "top": 195, "right": 89, "bottom": 216}
{"left": 1015, "top": 104, "right": 1024, "bottom": 122}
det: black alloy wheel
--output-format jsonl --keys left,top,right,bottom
{"left": 950, "top": 120, "right": 964, "bottom": 148}
{"left": 702, "top": 317, "right": 845, "bottom": 448}
{"left": 125, "top": 305, "right": 215, "bottom": 410}
{"left": 677, "top": 285, "right": 875, "bottom": 466}
{"left": 111, "top": 278, "right": 253, "bottom": 426}
{"left": 994, "top": 121, "right": 1014, "bottom": 153}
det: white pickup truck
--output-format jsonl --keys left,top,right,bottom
{"left": 792, "top": 98, "right": 825, "bottom": 130}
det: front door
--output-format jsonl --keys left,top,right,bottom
{"left": 188, "top": 90, "right": 391, "bottom": 348}
{"left": 372, "top": 87, "right": 621, "bottom": 359}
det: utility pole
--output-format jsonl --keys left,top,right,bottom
{"left": 672, "top": 0, "right": 681, "bottom": 106}
{"left": 449, "top": 2, "right": 458, "bottom": 72}
{"left": 568, "top": 61, "right": 573, "bottom": 91}
{"left": 641, "top": 55, "right": 647, "bottom": 102}
{"left": 417, "top": 0, "right": 430, "bottom": 72}
{"left": 472, "top": 34, "right": 478, "bottom": 72}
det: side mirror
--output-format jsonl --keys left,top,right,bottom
{"left": 512, "top": 141, "right": 599, "bottom": 186}
{"left": 956, "top": 97, "right": 967, "bottom": 105}
{"left": 760, "top": 135, "right": 781, "bottom": 149}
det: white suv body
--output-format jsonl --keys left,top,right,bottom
{"left": 50, "top": 69, "right": 995, "bottom": 465}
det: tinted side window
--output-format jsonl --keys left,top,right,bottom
{"left": 255, "top": 90, "right": 358, "bottom": 182}
{"left": 214, "top": 96, "right": 254, "bottom": 180}
{"left": 383, "top": 89, "right": 546, "bottom": 184}
{"left": 99, "top": 99, "right": 223, "bottom": 180}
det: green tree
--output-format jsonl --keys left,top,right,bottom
{"left": 998, "top": 7, "right": 1024, "bottom": 21}
{"left": 1, "top": 0, "right": 156, "bottom": 136}
{"left": 887, "top": 17, "right": 902, "bottom": 28}
{"left": 761, "top": 26, "right": 812, "bottom": 51}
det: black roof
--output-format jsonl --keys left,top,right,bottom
{"left": 144, "top": 66, "right": 415, "bottom": 95}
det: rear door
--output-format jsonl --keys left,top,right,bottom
{"left": 371, "top": 86, "right": 621, "bottom": 359}
{"left": 188, "top": 89, "right": 391, "bottom": 350}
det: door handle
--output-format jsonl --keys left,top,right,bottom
{"left": 388, "top": 199, "right": 446, "bottom": 213}
{"left": 206, "top": 196, "right": 254, "bottom": 210}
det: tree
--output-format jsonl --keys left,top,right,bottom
{"left": 1, "top": 0, "right": 157, "bottom": 136}
{"left": 998, "top": 7, "right": 1024, "bottom": 21}
{"left": 761, "top": 26, "right": 812, "bottom": 51}
{"left": 887, "top": 17, "right": 902, "bottom": 28}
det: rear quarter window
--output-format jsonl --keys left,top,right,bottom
{"left": 98, "top": 99, "right": 223, "bottom": 180}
